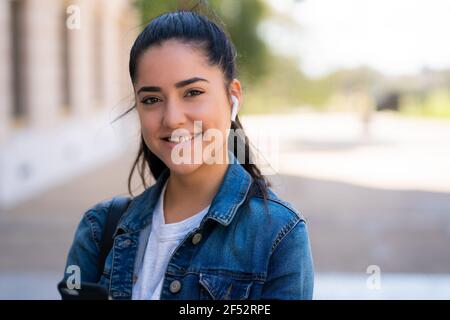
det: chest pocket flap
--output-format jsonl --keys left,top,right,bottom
{"left": 199, "top": 273, "right": 253, "bottom": 300}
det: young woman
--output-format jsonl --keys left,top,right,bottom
{"left": 62, "top": 10, "right": 314, "bottom": 300}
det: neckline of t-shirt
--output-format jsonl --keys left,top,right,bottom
{"left": 152, "top": 180, "right": 211, "bottom": 240}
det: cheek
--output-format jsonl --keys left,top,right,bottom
{"left": 200, "top": 111, "right": 231, "bottom": 148}
{"left": 138, "top": 109, "right": 160, "bottom": 141}
{"left": 197, "top": 97, "right": 230, "bottom": 128}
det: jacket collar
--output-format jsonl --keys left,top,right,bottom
{"left": 117, "top": 150, "right": 253, "bottom": 234}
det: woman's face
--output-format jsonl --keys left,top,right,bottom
{"left": 134, "top": 39, "right": 241, "bottom": 175}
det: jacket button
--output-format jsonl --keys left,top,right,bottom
{"left": 169, "top": 280, "right": 181, "bottom": 294}
{"left": 192, "top": 233, "right": 202, "bottom": 245}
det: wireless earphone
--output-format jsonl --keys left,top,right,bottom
{"left": 231, "top": 95, "right": 239, "bottom": 122}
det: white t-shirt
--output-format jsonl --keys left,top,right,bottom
{"left": 132, "top": 180, "right": 210, "bottom": 300}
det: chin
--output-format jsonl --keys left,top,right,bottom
{"left": 164, "top": 160, "right": 203, "bottom": 176}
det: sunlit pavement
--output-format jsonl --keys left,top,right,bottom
{"left": 241, "top": 111, "right": 450, "bottom": 193}
{"left": 1, "top": 110, "right": 450, "bottom": 299}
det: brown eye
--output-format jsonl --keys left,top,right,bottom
{"left": 141, "top": 97, "right": 161, "bottom": 105}
{"left": 185, "top": 89, "right": 204, "bottom": 97}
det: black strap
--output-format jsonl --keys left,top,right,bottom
{"left": 96, "top": 196, "right": 131, "bottom": 282}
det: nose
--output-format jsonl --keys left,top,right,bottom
{"left": 162, "top": 98, "right": 186, "bottom": 129}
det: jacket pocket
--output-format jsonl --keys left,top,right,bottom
{"left": 199, "top": 273, "right": 253, "bottom": 300}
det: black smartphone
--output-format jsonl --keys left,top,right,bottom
{"left": 57, "top": 280, "right": 111, "bottom": 300}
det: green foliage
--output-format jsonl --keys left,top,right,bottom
{"left": 400, "top": 89, "right": 450, "bottom": 118}
{"left": 242, "top": 55, "right": 334, "bottom": 114}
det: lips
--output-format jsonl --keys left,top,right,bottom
{"left": 164, "top": 135, "right": 194, "bottom": 143}
{"left": 161, "top": 132, "right": 202, "bottom": 148}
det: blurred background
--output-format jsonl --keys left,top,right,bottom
{"left": 1, "top": 0, "right": 449, "bottom": 299}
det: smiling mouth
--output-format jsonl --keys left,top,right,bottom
{"left": 162, "top": 132, "right": 202, "bottom": 144}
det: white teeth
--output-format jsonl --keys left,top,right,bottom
{"left": 169, "top": 135, "right": 193, "bottom": 143}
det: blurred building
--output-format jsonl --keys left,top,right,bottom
{"left": 0, "top": 0, "right": 139, "bottom": 208}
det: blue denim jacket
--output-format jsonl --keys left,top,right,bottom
{"left": 62, "top": 151, "right": 314, "bottom": 300}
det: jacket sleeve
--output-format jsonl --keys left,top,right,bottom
{"left": 261, "top": 219, "right": 314, "bottom": 300}
{"left": 61, "top": 202, "right": 110, "bottom": 285}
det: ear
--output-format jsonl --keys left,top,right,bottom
{"left": 228, "top": 78, "right": 242, "bottom": 114}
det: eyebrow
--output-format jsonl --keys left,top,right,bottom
{"left": 137, "top": 77, "right": 209, "bottom": 94}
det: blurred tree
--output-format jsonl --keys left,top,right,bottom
{"left": 244, "top": 54, "right": 334, "bottom": 113}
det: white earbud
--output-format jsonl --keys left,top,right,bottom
{"left": 231, "top": 95, "right": 239, "bottom": 122}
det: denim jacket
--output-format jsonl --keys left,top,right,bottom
{"left": 62, "top": 151, "right": 314, "bottom": 300}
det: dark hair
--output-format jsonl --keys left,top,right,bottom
{"left": 115, "top": 10, "right": 270, "bottom": 202}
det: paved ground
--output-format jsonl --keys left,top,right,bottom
{"left": 1, "top": 111, "right": 450, "bottom": 299}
